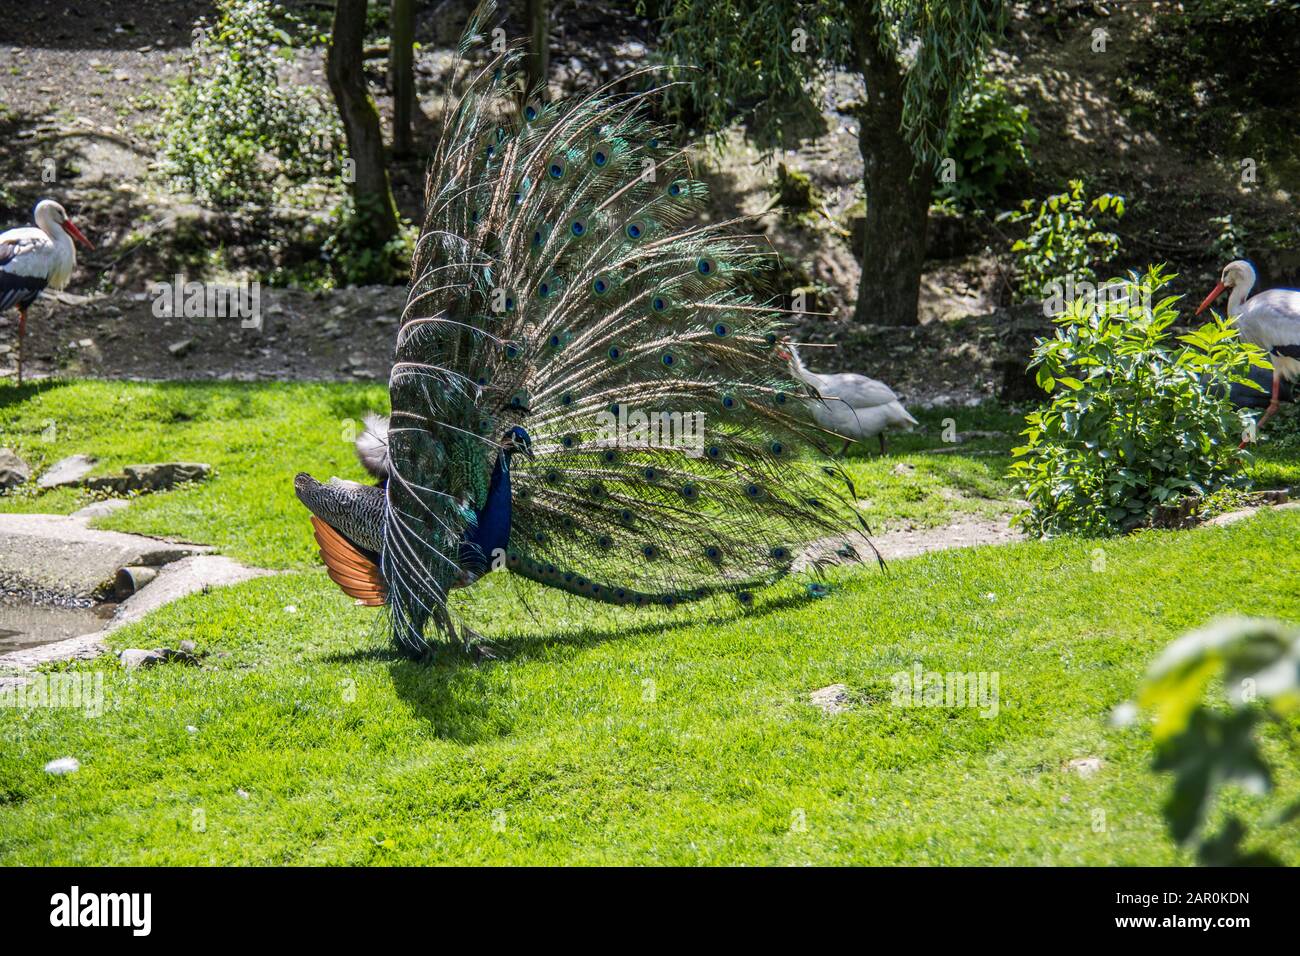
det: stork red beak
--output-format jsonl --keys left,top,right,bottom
{"left": 61, "top": 219, "right": 94, "bottom": 250}
{"left": 1195, "top": 281, "right": 1225, "bottom": 316}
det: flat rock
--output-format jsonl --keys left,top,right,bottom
{"left": 810, "top": 683, "right": 851, "bottom": 714}
{"left": 0, "top": 448, "right": 31, "bottom": 489}
{"left": 119, "top": 647, "right": 166, "bottom": 669}
{"left": 70, "top": 498, "right": 131, "bottom": 520}
{"left": 110, "top": 555, "right": 273, "bottom": 629}
{"left": 37, "top": 454, "right": 98, "bottom": 489}
{"left": 85, "top": 462, "right": 211, "bottom": 493}
{"left": 0, "top": 513, "right": 209, "bottom": 598}
{"left": 1065, "top": 757, "right": 1104, "bottom": 778}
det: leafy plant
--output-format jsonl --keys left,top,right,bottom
{"left": 1131, "top": 617, "right": 1300, "bottom": 865}
{"left": 935, "top": 76, "right": 1035, "bottom": 211}
{"left": 160, "top": 0, "right": 341, "bottom": 209}
{"left": 322, "top": 195, "right": 415, "bottom": 287}
{"left": 1003, "top": 180, "right": 1124, "bottom": 301}
{"left": 1010, "top": 265, "right": 1267, "bottom": 537}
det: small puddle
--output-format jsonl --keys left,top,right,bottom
{"left": 0, "top": 596, "right": 114, "bottom": 652}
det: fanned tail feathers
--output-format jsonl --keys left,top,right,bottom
{"left": 382, "top": 0, "right": 876, "bottom": 653}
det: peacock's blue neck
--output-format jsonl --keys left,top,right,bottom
{"left": 459, "top": 451, "right": 513, "bottom": 572}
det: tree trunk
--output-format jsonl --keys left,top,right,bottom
{"left": 389, "top": 0, "right": 415, "bottom": 156}
{"left": 328, "top": 0, "right": 400, "bottom": 246}
{"left": 524, "top": 0, "right": 549, "bottom": 96}
{"left": 849, "top": 5, "right": 933, "bottom": 327}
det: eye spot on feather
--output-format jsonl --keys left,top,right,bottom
{"left": 704, "top": 545, "right": 721, "bottom": 562}
{"left": 712, "top": 322, "right": 731, "bottom": 337}
{"left": 625, "top": 220, "right": 646, "bottom": 240}
{"left": 642, "top": 466, "right": 658, "bottom": 480}
{"left": 619, "top": 508, "right": 635, "bottom": 525}
{"left": 765, "top": 332, "right": 779, "bottom": 345}
{"left": 667, "top": 180, "right": 685, "bottom": 197}
{"left": 661, "top": 352, "right": 677, "bottom": 367}
{"left": 696, "top": 256, "right": 717, "bottom": 276}
{"left": 524, "top": 100, "right": 541, "bottom": 122}
{"left": 770, "top": 546, "right": 790, "bottom": 561}
{"left": 537, "top": 279, "right": 556, "bottom": 299}
{"left": 680, "top": 483, "right": 699, "bottom": 502}
{"left": 560, "top": 393, "right": 573, "bottom": 406}
{"left": 721, "top": 394, "right": 738, "bottom": 411}
{"left": 548, "top": 158, "right": 566, "bottom": 180}
{"left": 597, "top": 535, "right": 613, "bottom": 549}
{"left": 642, "top": 545, "right": 659, "bottom": 560}
{"left": 592, "top": 148, "right": 609, "bottom": 168}
{"left": 647, "top": 137, "right": 660, "bottom": 149}
{"left": 570, "top": 218, "right": 587, "bottom": 237}
{"left": 561, "top": 433, "right": 577, "bottom": 448}
{"left": 607, "top": 345, "right": 623, "bottom": 361}
{"left": 744, "top": 483, "right": 763, "bottom": 499}
{"left": 651, "top": 295, "right": 670, "bottom": 313}
{"left": 592, "top": 275, "right": 611, "bottom": 296}
{"left": 773, "top": 393, "right": 788, "bottom": 406}
{"left": 534, "top": 531, "right": 548, "bottom": 545}
{"left": 737, "top": 591, "right": 754, "bottom": 607}
{"left": 769, "top": 441, "right": 785, "bottom": 456}
{"left": 602, "top": 449, "right": 619, "bottom": 464}
{"left": 706, "top": 445, "right": 721, "bottom": 459}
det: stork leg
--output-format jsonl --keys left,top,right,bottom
{"left": 1239, "top": 366, "right": 1282, "bottom": 449}
{"left": 15, "top": 305, "right": 26, "bottom": 386}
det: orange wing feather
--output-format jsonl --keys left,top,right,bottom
{"left": 310, "top": 516, "right": 387, "bottom": 607}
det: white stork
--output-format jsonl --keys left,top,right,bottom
{"left": 1, "top": 199, "right": 94, "bottom": 384}
{"left": 1196, "top": 259, "right": 1300, "bottom": 441}
{"left": 774, "top": 337, "right": 918, "bottom": 455}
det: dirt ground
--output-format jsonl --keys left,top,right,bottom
{"left": 0, "top": 1, "right": 1294, "bottom": 396}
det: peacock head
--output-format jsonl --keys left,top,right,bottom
{"left": 502, "top": 425, "right": 535, "bottom": 460}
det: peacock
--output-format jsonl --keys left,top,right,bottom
{"left": 293, "top": 2, "right": 876, "bottom": 659}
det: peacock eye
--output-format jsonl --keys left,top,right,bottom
{"left": 696, "top": 256, "right": 717, "bottom": 276}
{"left": 592, "top": 276, "right": 610, "bottom": 295}
{"left": 548, "top": 159, "right": 566, "bottom": 180}
{"left": 771, "top": 546, "right": 789, "bottom": 560}
{"left": 570, "top": 219, "right": 586, "bottom": 237}
{"left": 625, "top": 220, "right": 645, "bottom": 240}
{"left": 667, "top": 180, "right": 684, "bottom": 197}
{"left": 607, "top": 345, "right": 622, "bottom": 361}
{"left": 713, "top": 323, "right": 731, "bottom": 337}
{"left": 524, "top": 101, "right": 541, "bottom": 122}
{"left": 592, "top": 149, "right": 608, "bottom": 168}
{"left": 651, "top": 295, "right": 668, "bottom": 313}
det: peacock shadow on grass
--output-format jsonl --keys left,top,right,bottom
{"left": 326, "top": 583, "right": 835, "bottom": 743}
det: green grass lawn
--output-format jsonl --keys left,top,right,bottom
{"left": 1, "top": 381, "right": 1298, "bottom": 864}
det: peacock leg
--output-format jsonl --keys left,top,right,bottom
{"left": 460, "top": 622, "right": 499, "bottom": 661}
{"left": 840, "top": 439, "right": 851, "bottom": 457}
{"left": 878, "top": 433, "right": 887, "bottom": 456}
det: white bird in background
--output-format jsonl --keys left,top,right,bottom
{"left": 0, "top": 198, "right": 94, "bottom": 384}
{"left": 774, "top": 337, "right": 918, "bottom": 455}
{"left": 1196, "top": 259, "right": 1300, "bottom": 441}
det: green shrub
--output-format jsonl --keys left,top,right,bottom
{"left": 1003, "top": 180, "right": 1124, "bottom": 301}
{"left": 160, "top": 0, "right": 341, "bottom": 209}
{"left": 935, "top": 76, "right": 1035, "bottom": 210}
{"left": 1010, "top": 265, "right": 1267, "bottom": 537}
{"left": 322, "top": 196, "right": 415, "bottom": 288}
